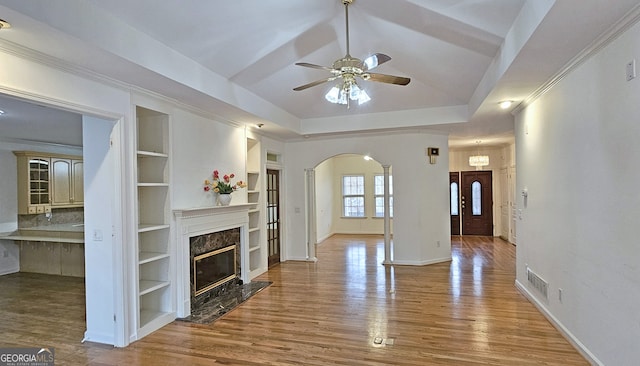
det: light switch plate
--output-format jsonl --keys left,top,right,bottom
{"left": 627, "top": 59, "right": 636, "bottom": 81}
{"left": 93, "top": 229, "right": 103, "bottom": 241}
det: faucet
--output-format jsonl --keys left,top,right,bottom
{"left": 45, "top": 211, "right": 52, "bottom": 222}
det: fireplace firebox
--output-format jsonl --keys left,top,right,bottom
{"left": 193, "top": 245, "right": 237, "bottom": 296}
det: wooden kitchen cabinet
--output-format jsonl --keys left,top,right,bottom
{"left": 14, "top": 152, "right": 52, "bottom": 214}
{"left": 14, "top": 151, "right": 83, "bottom": 214}
{"left": 51, "top": 157, "right": 84, "bottom": 207}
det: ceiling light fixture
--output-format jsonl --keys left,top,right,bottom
{"left": 293, "top": 0, "right": 410, "bottom": 108}
{"left": 0, "top": 109, "right": 4, "bottom": 115}
{"left": 469, "top": 140, "right": 489, "bottom": 169}
{"left": 325, "top": 76, "right": 371, "bottom": 106}
{"left": 0, "top": 19, "right": 11, "bottom": 29}
{"left": 499, "top": 100, "right": 513, "bottom": 110}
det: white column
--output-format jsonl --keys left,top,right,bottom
{"left": 305, "top": 168, "right": 318, "bottom": 262}
{"left": 382, "top": 165, "right": 392, "bottom": 265}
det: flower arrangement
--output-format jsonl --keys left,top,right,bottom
{"left": 204, "top": 170, "right": 247, "bottom": 194}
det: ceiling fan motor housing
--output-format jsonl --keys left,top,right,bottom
{"left": 332, "top": 57, "right": 364, "bottom": 75}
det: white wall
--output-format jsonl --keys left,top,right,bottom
{"left": 170, "top": 109, "right": 247, "bottom": 209}
{"left": 0, "top": 150, "right": 19, "bottom": 274}
{"left": 314, "top": 158, "right": 335, "bottom": 241}
{"left": 515, "top": 20, "right": 640, "bottom": 365}
{"left": 0, "top": 150, "right": 18, "bottom": 233}
{"left": 82, "top": 116, "right": 119, "bottom": 345}
{"left": 285, "top": 131, "right": 451, "bottom": 265}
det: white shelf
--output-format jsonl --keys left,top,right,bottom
{"left": 139, "top": 251, "right": 170, "bottom": 264}
{"left": 249, "top": 245, "right": 260, "bottom": 253}
{"left": 137, "top": 150, "right": 168, "bottom": 158}
{"left": 138, "top": 224, "right": 170, "bottom": 233}
{"left": 137, "top": 183, "right": 169, "bottom": 187}
{"left": 248, "top": 227, "right": 259, "bottom": 233}
{"left": 139, "top": 280, "right": 170, "bottom": 296}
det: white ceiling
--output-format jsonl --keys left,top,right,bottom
{"left": 0, "top": 0, "right": 638, "bottom": 148}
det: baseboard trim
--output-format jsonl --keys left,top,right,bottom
{"left": 391, "top": 256, "right": 451, "bottom": 266}
{"left": 83, "top": 330, "right": 115, "bottom": 346}
{"left": 316, "top": 232, "right": 334, "bottom": 243}
{"left": 285, "top": 256, "right": 317, "bottom": 262}
{"left": 0, "top": 267, "right": 19, "bottom": 276}
{"left": 515, "top": 280, "right": 602, "bottom": 366}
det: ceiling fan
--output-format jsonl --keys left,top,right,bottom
{"left": 293, "top": 0, "right": 411, "bottom": 108}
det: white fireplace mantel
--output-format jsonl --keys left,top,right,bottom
{"left": 173, "top": 204, "right": 254, "bottom": 317}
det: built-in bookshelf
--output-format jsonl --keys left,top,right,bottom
{"left": 135, "top": 106, "right": 174, "bottom": 338}
{"left": 247, "top": 138, "right": 265, "bottom": 278}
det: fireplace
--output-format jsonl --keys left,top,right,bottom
{"left": 193, "top": 245, "right": 237, "bottom": 296}
{"left": 189, "top": 228, "right": 241, "bottom": 313}
{"left": 174, "top": 204, "right": 253, "bottom": 318}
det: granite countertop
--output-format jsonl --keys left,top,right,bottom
{"left": 21, "top": 223, "right": 85, "bottom": 233}
{"left": 0, "top": 223, "right": 85, "bottom": 244}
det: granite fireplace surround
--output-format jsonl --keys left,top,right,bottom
{"left": 174, "top": 205, "right": 257, "bottom": 320}
{"left": 189, "top": 228, "right": 241, "bottom": 313}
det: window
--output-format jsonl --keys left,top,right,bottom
{"left": 450, "top": 182, "right": 459, "bottom": 216}
{"left": 374, "top": 175, "right": 393, "bottom": 217}
{"left": 472, "top": 181, "right": 481, "bottom": 215}
{"left": 342, "top": 175, "right": 365, "bottom": 217}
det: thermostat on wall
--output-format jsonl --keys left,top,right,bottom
{"left": 426, "top": 147, "right": 439, "bottom": 164}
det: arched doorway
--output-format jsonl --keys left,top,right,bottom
{"left": 307, "top": 154, "right": 393, "bottom": 262}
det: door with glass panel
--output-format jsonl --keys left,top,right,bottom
{"left": 461, "top": 171, "right": 493, "bottom": 236}
{"left": 266, "top": 169, "right": 281, "bottom": 267}
{"left": 449, "top": 172, "right": 460, "bottom": 235}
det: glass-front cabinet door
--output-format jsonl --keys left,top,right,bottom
{"left": 14, "top": 151, "right": 52, "bottom": 214}
{"left": 29, "top": 158, "right": 50, "bottom": 206}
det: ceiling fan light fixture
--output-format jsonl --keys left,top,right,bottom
{"left": 325, "top": 81, "right": 371, "bottom": 106}
{"left": 293, "top": 0, "right": 409, "bottom": 107}
{"left": 355, "top": 87, "right": 370, "bottom": 104}
{"left": 325, "top": 85, "right": 345, "bottom": 104}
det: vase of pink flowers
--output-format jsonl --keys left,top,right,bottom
{"left": 204, "top": 170, "right": 247, "bottom": 206}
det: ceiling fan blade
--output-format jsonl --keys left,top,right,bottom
{"left": 293, "top": 76, "right": 339, "bottom": 91}
{"left": 366, "top": 72, "right": 411, "bottom": 86}
{"left": 295, "top": 62, "right": 335, "bottom": 72}
{"left": 363, "top": 53, "right": 391, "bottom": 70}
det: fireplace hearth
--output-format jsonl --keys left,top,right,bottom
{"left": 178, "top": 280, "right": 271, "bottom": 324}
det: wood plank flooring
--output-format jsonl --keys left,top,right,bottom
{"left": 0, "top": 235, "right": 588, "bottom": 365}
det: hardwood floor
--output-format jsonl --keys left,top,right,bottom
{"left": 0, "top": 235, "right": 588, "bottom": 365}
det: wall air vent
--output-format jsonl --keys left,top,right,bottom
{"left": 527, "top": 267, "right": 548, "bottom": 299}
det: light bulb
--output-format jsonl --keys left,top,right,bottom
{"left": 499, "top": 100, "right": 513, "bottom": 109}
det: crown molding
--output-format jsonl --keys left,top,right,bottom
{"left": 0, "top": 38, "right": 245, "bottom": 129}
{"left": 513, "top": 4, "right": 640, "bottom": 115}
